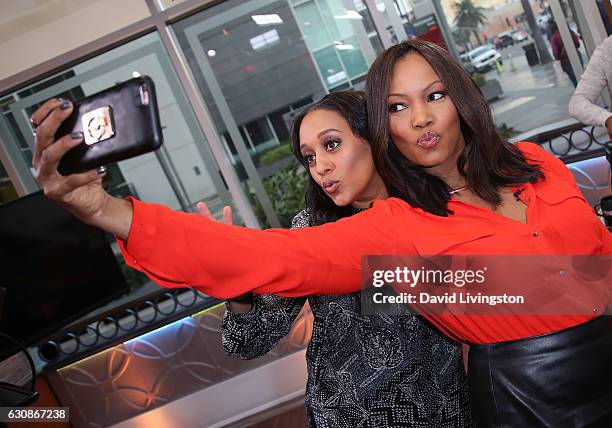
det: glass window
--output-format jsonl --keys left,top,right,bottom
{"left": 245, "top": 117, "right": 276, "bottom": 148}
{"left": 293, "top": 1, "right": 331, "bottom": 50}
{"left": 337, "top": 35, "right": 369, "bottom": 76}
{"left": 314, "top": 45, "right": 349, "bottom": 87}
{"left": 173, "top": 0, "right": 385, "bottom": 227}
{"left": 293, "top": 0, "right": 373, "bottom": 89}
{"left": 0, "top": 32, "right": 236, "bottom": 219}
{"left": 250, "top": 29, "right": 281, "bottom": 50}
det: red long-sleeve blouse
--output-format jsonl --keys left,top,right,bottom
{"left": 117, "top": 142, "right": 611, "bottom": 344}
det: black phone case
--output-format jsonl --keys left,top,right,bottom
{"left": 56, "top": 76, "right": 163, "bottom": 175}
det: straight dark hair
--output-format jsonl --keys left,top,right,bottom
{"left": 366, "top": 39, "right": 543, "bottom": 216}
{"left": 290, "top": 91, "right": 371, "bottom": 226}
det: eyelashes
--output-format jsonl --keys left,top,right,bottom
{"left": 387, "top": 90, "right": 448, "bottom": 113}
{"left": 388, "top": 103, "right": 406, "bottom": 113}
{"left": 324, "top": 139, "right": 340, "bottom": 151}
{"left": 427, "top": 90, "right": 448, "bottom": 101}
{"left": 302, "top": 138, "right": 341, "bottom": 165}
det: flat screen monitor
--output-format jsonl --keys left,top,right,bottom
{"left": 0, "top": 191, "right": 129, "bottom": 359}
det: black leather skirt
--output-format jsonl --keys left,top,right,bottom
{"left": 468, "top": 315, "right": 612, "bottom": 427}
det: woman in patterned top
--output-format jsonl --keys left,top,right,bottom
{"left": 206, "top": 91, "right": 472, "bottom": 427}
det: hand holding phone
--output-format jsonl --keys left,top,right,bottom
{"left": 31, "top": 84, "right": 150, "bottom": 238}
{"left": 55, "top": 76, "right": 163, "bottom": 175}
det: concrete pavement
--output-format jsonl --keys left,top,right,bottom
{"left": 483, "top": 42, "right": 577, "bottom": 134}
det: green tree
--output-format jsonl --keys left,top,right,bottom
{"left": 453, "top": 0, "right": 486, "bottom": 46}
{"left": 453, "top": 27, "right": 473, "bottom": 51}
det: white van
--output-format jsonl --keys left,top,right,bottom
{"left": 461, "top": 45, "right": 502, "bottom": 72}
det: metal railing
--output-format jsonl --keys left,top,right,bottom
{"left": 33, "top": 287, "right": 221, "bottom": 371}
{"left": 511, "top": 118, "right": 611, "bottom": 165}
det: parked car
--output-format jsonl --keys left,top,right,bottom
{"left": 512, "top": 30, "right": 529, "bottom": 42}
{"left": 461, "top": 45, "right": 502, "bottom": 72}
{"left": 460, "top": 57, "right": 477, "bottom": 74}
{"left": 495, "top": 31, "right": 515, "bottom": 49}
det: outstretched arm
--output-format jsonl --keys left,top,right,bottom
{"left": 32, "top": 98, "right": 401, "bottom": 299}
{"left": 116, "top": 197, "right": 399, "bottom": 299}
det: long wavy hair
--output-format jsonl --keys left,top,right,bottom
{"left": 290, "top": 91, "right": 374, "bottom": 226}
{"left": 366, "top": 39, "right": 543, "bottom": 216}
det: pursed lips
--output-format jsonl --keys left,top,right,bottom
{"left": 322, "top": 180, "right": 340, "bottom": 194}
{"left": 416, "top": 131, "right": 441, "bottom": 149}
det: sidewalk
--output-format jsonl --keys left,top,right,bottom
{"left": 483, "top": 48, "right": 576, "bottom": 133}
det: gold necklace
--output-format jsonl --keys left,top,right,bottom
{"left": 449, "top": 185, "right": 469, "bottom": 195}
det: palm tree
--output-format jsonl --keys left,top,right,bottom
{"left": 520, "top": 0, "right": 552, "bottom": 64}
{"left": 453, "top": 0, "right": 486, "bottom": 46}
{"left": 453, "top": 27, "right": 473, "bottom": 51}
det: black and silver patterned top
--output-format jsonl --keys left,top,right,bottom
{"left": 222, "top": 209, "right": 473, "bottom": 427}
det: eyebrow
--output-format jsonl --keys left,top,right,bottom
{"left": 299, "top": 128, "right": 343, "bottom": 150}
{"left": 387, "top": 80, "right": 443, "bottom": 98}
{"left": 317, "top": 128, "right": 342, "bottom": 138}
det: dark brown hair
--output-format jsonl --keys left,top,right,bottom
{"left": 366, "top": 39, "right": 543, "bottom": 216}
{"left": 290, "top": 91, "right": 371, "bottom": 226}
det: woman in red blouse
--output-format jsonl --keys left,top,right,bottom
{"left": 32, "top": 40, "right": 611, "bottom": 426}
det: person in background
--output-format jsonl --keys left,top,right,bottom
{"left": 550, "top": 21, "right": 582, "bottom": 87}
{"left": 569, "top": 34, "right": 612, "bottom": 222}
{"left": 569, "top": 34, "right": 612, "bottom": 142}
{"left": 208, "top": 91, "right": 472, "bottom": 427}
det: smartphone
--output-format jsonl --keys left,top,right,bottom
{"left": 56, "top": 76, "right": 163, "bottom": 175}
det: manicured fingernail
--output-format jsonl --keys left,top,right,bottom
{"left": 71, "top": 131, "right": 83, "bottom": 139}
{"left": 97, "top": 166, "right": 107, "bottom": 175}
{"left": 60, "top": 99, "right": 72, "bottom": 110}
